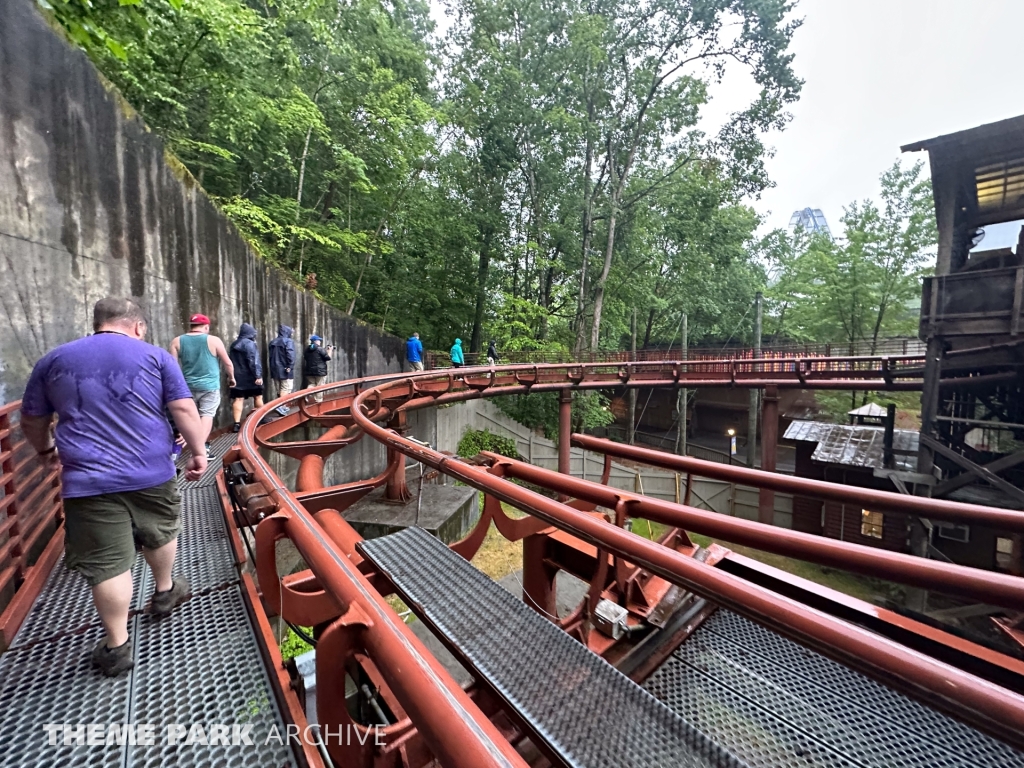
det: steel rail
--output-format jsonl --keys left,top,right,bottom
{"left": 249, "top": 356, "right": 929, "bottom": 478}
{"left": 236, "top": 361, "right": 1021, "bottom": 757}
{"left": 238, "top": 372, "right": 528, "bottom": 768}
{"left": 479, "top": 451, "right": 1024, "bottom": 611}
{"left": 570, "top": 434, "right": 1024, "bottom": 531}
{"left": 345, "top": 382, "right": 1024, "bottom": 750}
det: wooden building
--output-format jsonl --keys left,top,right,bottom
{"left": 785, "top": 420, "right": 1017, "bottom": 571}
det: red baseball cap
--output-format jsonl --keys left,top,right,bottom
{"left": 189, "top": 313, "right": 211, "bottom": 325}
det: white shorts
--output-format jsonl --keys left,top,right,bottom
{"left": 191, "top": 389, "right": 220, "bottom": 418}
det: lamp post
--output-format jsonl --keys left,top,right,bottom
{"left": 727, "top": 428, "right": 736, "bottom": 465}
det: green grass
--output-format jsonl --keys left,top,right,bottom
{"left": 631, "top": 518, "right": 894, "bottom": 604}
{"left": 467, "top": 501, "right": 897, "bottom": 605}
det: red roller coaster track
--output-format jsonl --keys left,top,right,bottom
{"left": 220, "top": 357, "right": 1024, "bottom": 766}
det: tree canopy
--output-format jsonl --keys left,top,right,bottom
{"left": 40, "top": 0, "right": 803, "bottom": 359}
{"left": 764, "top": 160, "right": 937, "bottom": 351}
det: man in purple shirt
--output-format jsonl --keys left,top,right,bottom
{"left": 21, "top": 297, "right": 208, "bottom": 677}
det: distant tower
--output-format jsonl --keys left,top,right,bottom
{"left": 788, "top": 207, "right": 832, "bottom": 239}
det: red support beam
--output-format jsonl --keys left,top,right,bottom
{"left": 570, "top": 434, "right": 1024, "bottom": 533}
{"left": 384, "top": 410, "right": 412, "bottom": 503}
{"left": 522, "top": 533, "right": 557, "bottom": 618}
{"left": 558, "top": 389, "right": 572, "bottom": 477}
{"left": 486, "top": 451, "right": 1024, "bottom": 612}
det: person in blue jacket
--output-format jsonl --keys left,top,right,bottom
{"left": 228, "top": 322, "right": 263, "bottom": 432}
{"left": 450, "top": 338, "right": 464, "bottom": 368}
{"left": 268, "top": 324, "right": 296, "bottom": 399}
{"left": 406, "top": 332, "right": 424, "bottom": 371}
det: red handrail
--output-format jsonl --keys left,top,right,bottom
{"left": 232, "top": 362, "right": 1024, "bottom": 755}
{"left": 0, "top": 400, "right": 64, "bottom": 650}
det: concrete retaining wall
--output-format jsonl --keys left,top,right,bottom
{"left": 0, "top": 0, "right": 403, "bottom": 409}
{"left": 430, "top": 399, "right": 793, "bottom": 528}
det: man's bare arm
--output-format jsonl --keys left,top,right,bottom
{"left": 167, "top": 398, "right": 208, "bottom": 481}
{"left": 167, "top": 398, "right": 206, "bottom": 457}
{"left": 169, "top": 336, "right": 180, "bottom": 361}
{"left": 22, "top": 413, "right": 60, "bottom": 471}
{"left": 21, "top": 413, "right": 55, "bottom": 453}
{"left": 210, "top": 337, "right": 236, "bottom": 386}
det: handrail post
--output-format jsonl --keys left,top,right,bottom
{"left": 0, "top": 408, "right": 19, "bottom": 579}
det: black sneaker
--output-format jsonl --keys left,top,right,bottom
{"left": 150, "top": 576, "right": 191, "bottom": 617}
{"left": 91, "top": 638, "right": 134, "bottom": 677}
{"left": 231, "top": 422, "right": 241, "bottom": 433}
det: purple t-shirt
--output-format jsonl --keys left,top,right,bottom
{"left": 21, "top": 333, "right": 193, "bottom": 498}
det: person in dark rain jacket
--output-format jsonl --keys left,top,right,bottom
{"left": 268, "top": 324, "right": 296, "bottom": 400}
{"left": 303, "top": 335, "right": 333, "bottom": 403}
{"left": 228, "top": 322, "right": 263, "bottom": 432}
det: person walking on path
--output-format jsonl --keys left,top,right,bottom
{"left": 487, "top": 339, "right": 500, "bottom": 366}
{"left": 228, "top": 322, "right": 264, "bottom": 432}
{"left": 406, "top": 332, "right": 424, "bottom": 372}
{"left": 21, "top": 297, "right": 207, "bottom": 677}
{"left": 170, "top": 313, "right": 234, "bottom": 457}
{"left": 303, "top": 334, "right": 333, "bottom": 403}
{"left": 268, "top": 324, "right": 296, "bottom": 399}
{"left": 450, "top": 337, "right": 465, "bottom": 368}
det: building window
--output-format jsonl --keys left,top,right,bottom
{"left": 996, "top": 537, "right": 1015, "bottom": 570}
{"left": 861, "top": 509, "right": 884, "bottom": 539}
{"left": 936, "top": 522, "right": 970, "bottom": 544}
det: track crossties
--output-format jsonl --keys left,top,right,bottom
{"left": 360, "top": 525, "right": 749, "bottom": 768}
{"left": 645, "top": 610, "right": 1024, "bottom": 768}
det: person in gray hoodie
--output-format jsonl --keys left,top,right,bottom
{"left": 228, "top": 322, "right": 263, "bottom": 432}
{"left": 268, "top": 324, "right": 296, "bottom": 400}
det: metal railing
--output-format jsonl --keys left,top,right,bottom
{"left": 225, "top": 360, "right": 1024, "bottom": 759}
{"left": 424, "top": 337, "right": 927, "bottom": 369}
{"left": 0, "top": 401, "right": 64, "bottom": 649}
{"left": 686, "top": 442, "right": 733, "bottom": 464}
{"left": 631, "top": 430, "right": 732, "bottom": 463}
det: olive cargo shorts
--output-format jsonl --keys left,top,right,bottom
{"left": 62, "top": 478, "right": 182, "bottom": 586}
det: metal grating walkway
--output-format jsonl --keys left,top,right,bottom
{"left": 359, "top": 526, "right": 747, "bottom": 768}
{"left": 644, "top": 609, "right": 1024, "bottom": 768}
{"left": 0, "top": 434, "right": 299, "bottom": 768}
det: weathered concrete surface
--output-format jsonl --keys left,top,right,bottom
{"left": 343, "top": 484, "right": 479, "bottom": 544}
{"left": 0, "top": 0, "right": 403, "bottom": 408}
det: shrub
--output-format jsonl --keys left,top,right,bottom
{"left": 280, "top": 625, "right": 313, "bottom": 662}
{"left": 457, "top": 428, "right": 521, "bottom": 460}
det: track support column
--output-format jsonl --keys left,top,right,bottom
{"left": 558, "top": 389, "right": 572, "bottom": 476}
{"left": 385, "top": 410, "right": 412, "bottom": 503}
{"left": 758, "top": 386, "right": 779, "bottom": 525}
{"left": 522, "top": 533, "right": 558, "bottom": 618}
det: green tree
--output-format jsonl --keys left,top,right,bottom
{"left": 41, "top": 0, "right": 802, "bottom": 363}
{"left": 574, "top": 0, "right": 803, "bottom": 350}
{"left": 767, "top": 161, "right": 936, "bottom": 350}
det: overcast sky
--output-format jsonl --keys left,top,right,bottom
{"left": 429, "top": 0, "right": 1024, "bottom": 244}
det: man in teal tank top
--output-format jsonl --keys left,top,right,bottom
{"left": 170, "top": 313, "right": 235, "bottom": 457}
